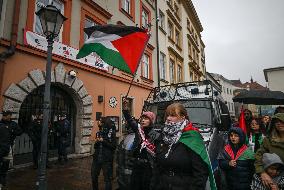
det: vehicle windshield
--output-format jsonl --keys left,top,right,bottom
{"left": 144, "top": 100, "right": 213, "bottom": 127}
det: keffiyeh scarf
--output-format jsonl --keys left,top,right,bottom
{"left": 162, "top": 119, "right": 188, "bottom": 158}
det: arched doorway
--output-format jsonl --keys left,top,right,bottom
{"left": 14, "top": 84, "right": 76, "bottom": 165}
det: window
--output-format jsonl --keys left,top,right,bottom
{"left": 187, "top": 18, "right": 191, "bottom": 29}
{"left": 190, "top": 72, "right": 193, "bottom": 82}
{"left": 177, "top": 65, "right": 182, "bottom": 82}
{"left": 175, "top": 29, "right": 181, "bottom": 47}
{"left": 174, "top": 3, "right": 180, "bottom": 17}
{"left": 120, "top": 0, "right": 135, "bottom": 21}
{"left": 169, "top": 59, "right": 175, "bottom": 83}
{"left": 192, "top": 48, "right": 196, "bottom": 61}
{"left": 168, "top": 21, "right": 174, "bottom": 39}
{"left": 227, "top": 88, "right": 229, "bottom": 94}
{"left": 188, "top": 41, "right": 192, "bottom": 58}
{"left": 142, "top": 54, "right": 150, "bottom": 79}
{"left": 84, "top": 18, "right": 98, "bottom": 42}
{"left": 159, "top": 10, "right": 165, "bottom": 30}
{"left": 160, "top": 52, "right": 166, "bottom": 80}
{"left": 141, "top": 6, "right": 150, "bottom": 29}
{"left": 34, "top": 0, "right": 64, "bottom": 41}
{"left": 122, "top": 0, "right": 131, "bottom": 14}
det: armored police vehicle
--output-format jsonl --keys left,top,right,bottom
{"left": 143, "top": 80, "right": 231, "bottom": 188}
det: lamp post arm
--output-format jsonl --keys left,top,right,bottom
{"left": 38, "top": 37, "right": 54, "bottom": 190}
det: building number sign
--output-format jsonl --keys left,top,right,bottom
{"left": 109, "top": 97, "right": 118, "bottom": 108}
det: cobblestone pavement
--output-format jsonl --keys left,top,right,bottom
{"left": 5, "top": 156, "right": 118, "bottom": 190}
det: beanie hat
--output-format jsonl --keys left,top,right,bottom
{"left": 141, "top": 111, "right": 156, "bottom": 124}
{"left": 272, "top": 113, "right": 284, "bottom": 123}
{"left": 263, "top": 153, "right": 284, "bottom": 170}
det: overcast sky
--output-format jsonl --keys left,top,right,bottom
{"left": 191, "top": 0, "right": 284, "bottom": 85}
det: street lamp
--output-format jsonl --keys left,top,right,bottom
{"left": 36, "top": 4, "right": 67, "bottom": 190}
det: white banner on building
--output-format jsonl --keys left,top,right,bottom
{"left": 24, "top": 30, "right": 109, "bottom": 71}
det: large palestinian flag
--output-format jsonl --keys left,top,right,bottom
{"left": 76, "top": 25, "right": 149, "bottom": 75}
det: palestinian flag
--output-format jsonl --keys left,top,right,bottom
{"left": 76, "top": 24, "right": 149, "bottom": 74}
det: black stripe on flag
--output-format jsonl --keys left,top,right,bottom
{"left": 84, "top": 24, "right": 146, "bottom": 38}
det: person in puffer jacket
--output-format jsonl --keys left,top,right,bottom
{"left": 218, "top": 127, "right": 255, "bottom": 190}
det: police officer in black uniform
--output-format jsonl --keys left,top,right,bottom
{"left": 0, "top": 111, "right": 22, "bottom": 188}
{"left": 91, "top": 117, "right": 116, "bottom": 190}
{"left": 54, "top": 114, "right": 70, "bottom": 164}
{"left": 27, "top": 113, "right": 44, "bottom": 169}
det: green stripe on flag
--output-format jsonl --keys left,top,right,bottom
{"left": 77, "top": 43, "right": 131, "bottom": 74}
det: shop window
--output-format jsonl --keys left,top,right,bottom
{"left": 34, "top": 0, "right": 64, "bottom": 41}
{"left": 159, "top": 52, "right": 166, "bottom": 80}
{"left": 159, "top": 10, "right": 165, "bottom": 31}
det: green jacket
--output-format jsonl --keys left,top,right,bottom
{"left": 254, "top": 134, "right": 284, "bottom": 174}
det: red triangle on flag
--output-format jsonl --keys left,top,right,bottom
{"left": 111, "top": 32, "right": 149, "bottom": 74}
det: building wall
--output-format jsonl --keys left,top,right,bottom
{"left": 266, "top": 69, "right": 284, "bottom": 92}
{"left": 158, "top": 0, "right": 206, "bottom": 86}
{"left": 0, "top": 0, "right": 158, "bottom": 157}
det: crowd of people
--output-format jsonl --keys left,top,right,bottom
{"left": 0, "top": 111, "right": 71, "bottom": 188}
{"left": 91, "top": 103, "right": 284, "bottom": 190}
{"left": 1, "top": 102, "right": 283, "bottom": 190}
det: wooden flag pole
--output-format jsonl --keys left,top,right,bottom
{"left": 125, "top": 32, "right": 151, "bottom": 98}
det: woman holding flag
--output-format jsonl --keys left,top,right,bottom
{"left": 121, "top": 98, "right": 160, "bottom": 190}
{"left": 154, "top": 103, "right": 216, "bottom": 190}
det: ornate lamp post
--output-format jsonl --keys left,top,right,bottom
{"left": 36, "top": 4, "right": 67, "bottom": 190}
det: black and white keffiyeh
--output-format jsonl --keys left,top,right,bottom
{"left": 162, "top": 119, "right": 188, "bottom": 158}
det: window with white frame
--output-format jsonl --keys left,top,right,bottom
{"left": 159, "top": 52, "right": 166, "bottom": 80}
{"left": 84, "top": 18, "right": 98, "bottom": 42}
{"left": 159, "top": 10, "right": 165, "bottom": 30}
{"left": 141, "top": 7, "right": 150, "bottom": 29}
{"left": 142, "top": 54, "right": 150, "bottom": 78}
{"left": 122, "top": 0, "right": 131, "bottom": 14}
{"left": 177, "top": 65, "right": 182, "bottom": 82}
{"left": 34, "top": 0, "right": 64, "bottom": 41}
{"left": 169, "top": 59, "right": 175, "bottom": 83}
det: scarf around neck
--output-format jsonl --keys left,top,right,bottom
{"left": 162, "top": 119, "right": 188, "bottom": 158}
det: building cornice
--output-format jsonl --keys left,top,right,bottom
{"left": 182, "top": 0, "right": 203, "bottom": 32}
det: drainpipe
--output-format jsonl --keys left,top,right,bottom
{"left": 0, "top": 0, "right": 21, "bottom": 94}
{"left": 155, "top": 0, "right": 160, "bottom": 87}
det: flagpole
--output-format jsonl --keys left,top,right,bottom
{"left": 125, "top": 32, "right": 151, "bottom": 98}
